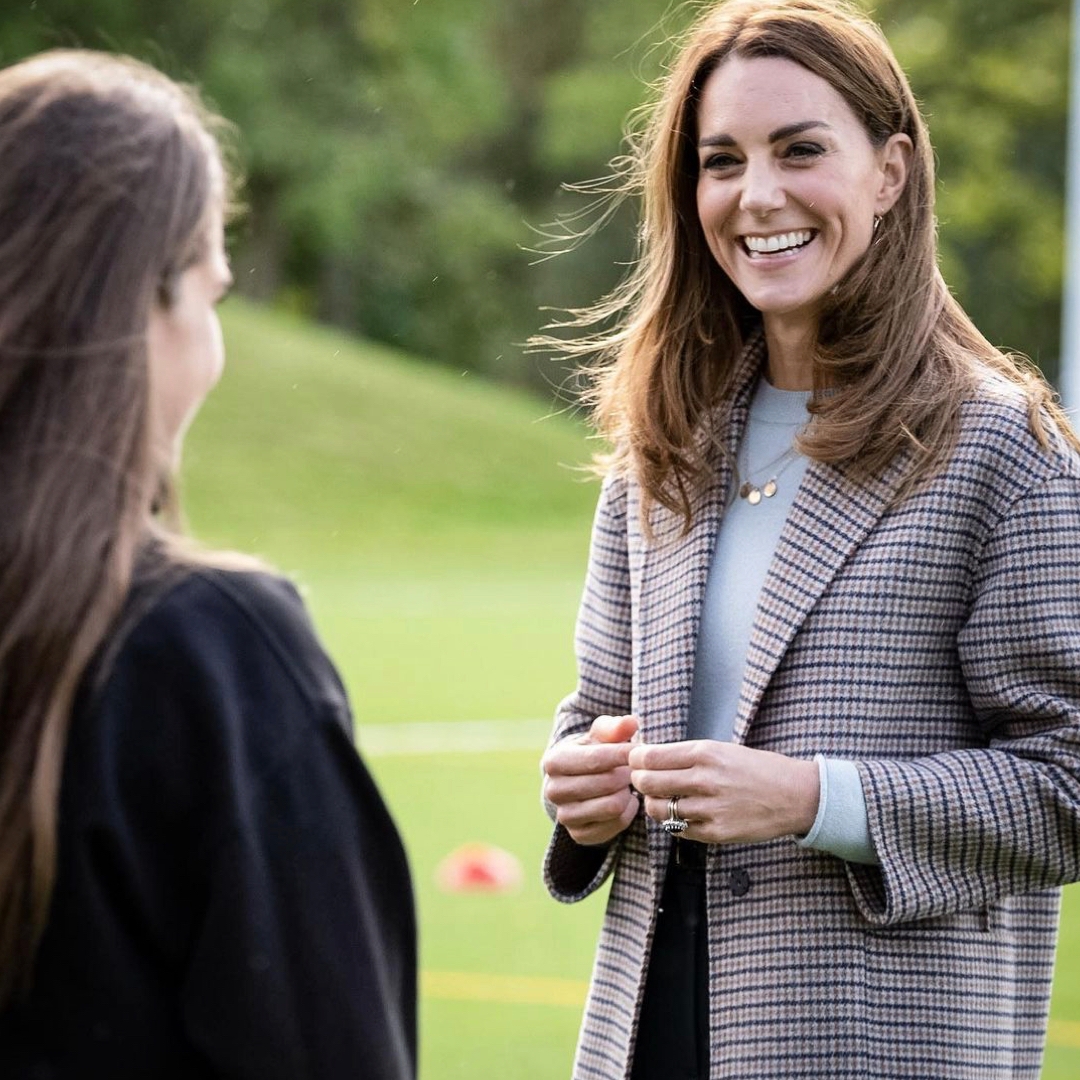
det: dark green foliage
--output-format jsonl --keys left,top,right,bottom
{"left": 4, "top": 0, "right": 1068, "bottom": 384}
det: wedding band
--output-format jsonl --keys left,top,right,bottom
{"left": 662, "top": 795, "right": 688, "bottom": 835}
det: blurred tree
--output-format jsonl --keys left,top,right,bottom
{"left": 0, "top": 0, "right": 1068, "bottom": 386}
{"left": 876, "top": 0, "right": 1068, "bottom": 375}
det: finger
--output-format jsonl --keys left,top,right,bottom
{"left": 642, "top": 794, "right": 698, "bottom": 827}
{"left": 555, "top": 790, "right": 637, "bottom": 833}
{"left": 583, "top": 714, "right": 640, "bottom": 745}
{"left": 568, "top": 815, "right": 634, "bottom": 848}
{"left": 544, "top": 765, "right": 632, "bottom": 807}
{"left": 630, "top": 766, "right": 706, "bottom": 799}
{"left": 628, "top": 739, "right": 705, "bottom": 772}
{"left": 543, "top": 739, "right": 631, "bottom": 778}
{"left": 615, "top": 794, "right": 641, "bottom": 832}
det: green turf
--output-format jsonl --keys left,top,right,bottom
{"left": 181, "top": 298, "right": 1080, "bottom": 1079}
{"left": 367, "top": 749, "right": 600, "bottom": 1079}
{"left": 298, "top": 571, "right": 584, "bottom": 723}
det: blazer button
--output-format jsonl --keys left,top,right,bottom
{"left": 729, "top": 868, "right": 751, "bottom": 897}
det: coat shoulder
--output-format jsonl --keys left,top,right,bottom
{"left": 953, "top": 374, "right": 1080, "bottom": 492}
{"left": 125, "top": 567, "right": 338, "bottom": 703}
{"left": 87, "top": 565, "right": 352, "bottom": 765}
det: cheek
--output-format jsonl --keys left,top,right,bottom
{"left": 824, "top": 169, "right": 880, "bottom": 244}
{"left": 148, "top": 306, "right": 223, "bottom": 446}
{"left": 203, "top": 310, "right": 225, "bottom": 389}
{"left": 178, "top": 306, "right": 224, "bottom": 403}
{"left": 696, "top": 187, "right": 733, "bottom": 264}
{"left": 696, "top": 183, "right": 726, "bottom": 232}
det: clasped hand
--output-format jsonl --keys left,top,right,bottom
{"left": 542, "top": 715, "right": 820, "bottom": 847}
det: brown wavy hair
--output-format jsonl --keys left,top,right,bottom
{"left": 0, "top": 51, "right": 232, "bottom": 1006}
{"left": 540, "top": 0, "right": 1076, "bottom": 528}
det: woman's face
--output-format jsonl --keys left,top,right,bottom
{"left": 694, "top": 55, "right": 910, "bottom": 340}
{"left": 147, "top": 202, "right": 231, "bottom": 460}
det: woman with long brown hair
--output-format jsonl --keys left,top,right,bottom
{"left": 540, "top": 1, "right": 1080, "bottom": 1077}
{"left": 0, "top": 51, "right": 415, "bottom": 1078}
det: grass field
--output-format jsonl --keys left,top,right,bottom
{"left": 183, "top": 298, "right": 1080, "bottom": 1078}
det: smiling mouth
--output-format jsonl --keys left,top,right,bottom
{"left": 740, "top": 229, "right": 817, "bottom": 258}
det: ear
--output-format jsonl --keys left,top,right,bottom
{"left": 875, "top": 132, "right": 912, "bottom": 215}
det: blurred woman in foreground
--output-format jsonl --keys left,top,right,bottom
{"left": 0, "top": 51, "right": 415, "bottom": 1079}
{"left": 541, "top": 1, "right": 1080, "bottom": 1077}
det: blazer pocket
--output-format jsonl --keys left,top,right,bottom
{"left": 867, "top": 902, "right": 997, "bottom": 938}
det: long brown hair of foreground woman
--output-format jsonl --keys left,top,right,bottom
{"left": 0, "top": 51, "right": 223, "bottom": 1000}
{"left": 0, "top": 51, "right": 415, "bottom": 1080}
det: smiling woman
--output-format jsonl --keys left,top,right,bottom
{"left": 694, "top": 55, "right": 911, "bottom": 388}
{"left": 537, "top": 1, "right": 1080, "bottom": 1079}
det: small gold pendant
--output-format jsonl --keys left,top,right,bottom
{"left": 762, "top": 479, "right": 778, "bottom": 498}
{"left": 746, "top": 486, "right": 762, "bottom": 506}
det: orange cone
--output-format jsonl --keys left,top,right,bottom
{"left": 435, "top": 842, "right": 524, "bottom": 893}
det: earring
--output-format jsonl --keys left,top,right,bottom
{"left": 873, "top": 215, "right": 883, "bottom": 233}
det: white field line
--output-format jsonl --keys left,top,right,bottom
{"left": 358, "top": 718, "right": 552, "bottom": 756}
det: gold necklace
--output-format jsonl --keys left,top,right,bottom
{"left": 737, "top": 445, "right": 801, "bottom": 505}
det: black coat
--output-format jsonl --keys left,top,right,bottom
{"left": 0, "top": 568, "right": 416, "bottom": 1079}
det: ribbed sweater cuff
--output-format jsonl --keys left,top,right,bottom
{"left": 796, "top": 755, "right": 879, "bottom": 866}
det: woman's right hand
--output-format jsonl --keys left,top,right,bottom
{"left": 541, "top": 714, "right": 641, "bottom": 847}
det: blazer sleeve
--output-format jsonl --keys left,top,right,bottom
{"left": 543, "top": 474, "right": 639, "bottom": 903}
{"left": 847, "top": 476, "right": 1080, "bottom": 925}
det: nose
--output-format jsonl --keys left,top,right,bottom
{"left": 739, "top": 159, "right": 785, "bottom": 217}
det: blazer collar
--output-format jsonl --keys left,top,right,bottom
{"left": 635, "top": 331, "right": 763, "bottom": 749}
{"left": 731, "top": 447, "right": 912, "bottom": 743}
{"left": 637, "top": 330, "right": 911, "bottom": 747}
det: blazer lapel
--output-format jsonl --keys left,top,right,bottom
{"left": 731, "top": 447, "right": 912, "bottom": 744}
{"left": 630, "top": 336, "right": 764, "bottom": 874}
{"left": 634, "top": 333, "right": 765, "bottom": 745}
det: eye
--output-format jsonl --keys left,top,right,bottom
{"left": 785, "top": 141, "right": 825, "bottom": 161}
{"left": 700, "top": 152, "right": 741, "bottom": 173}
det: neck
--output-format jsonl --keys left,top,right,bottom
{"left": 763, "top": 316, "right": 816, "bottom": 390}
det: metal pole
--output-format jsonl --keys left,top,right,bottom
{"left": 1060, "top": 0, "right": 1080, "bottom": 410}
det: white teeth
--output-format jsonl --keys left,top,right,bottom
{"left": 743, "top": 230, "right": 814, "bottom": 255}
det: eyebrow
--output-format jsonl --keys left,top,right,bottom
{"left": 697, "top": 119, "right": 833, "bottom": 149}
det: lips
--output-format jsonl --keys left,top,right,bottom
{"left": 740, "top": 229, "right": 817, "bottom": 257}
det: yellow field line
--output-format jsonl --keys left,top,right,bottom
{"left": 1048, "top": 1017, "right": 1080, "bottom": 1050}
{"left": 422, "top": 970, "right": 588, "bottom": 1008}
{"left": 423, "top": 971, "right": 1080, "bottom": 1052}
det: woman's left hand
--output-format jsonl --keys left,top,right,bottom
{"left": 627, "top": 740, "right": 820, "bottom": 844}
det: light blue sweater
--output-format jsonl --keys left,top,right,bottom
{"left": 687, "top": 378, "right": 878, "bottom": 865}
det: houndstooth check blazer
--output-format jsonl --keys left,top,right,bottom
{"left": 543, "top": 334, "right": 1080, "bottom": 1079}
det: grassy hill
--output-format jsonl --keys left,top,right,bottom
{"left": 182, "top": 298, "right": 599, "bottom": 724}
{"left": 184, "top": 298, "right": 597, "bottom": 569}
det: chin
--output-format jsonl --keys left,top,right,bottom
{"left": 748, "top": 295, "right": 822, "bottom": 320}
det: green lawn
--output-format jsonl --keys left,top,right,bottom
{"left": 182, "top": 298, "right": 1080, "bottom": 1079}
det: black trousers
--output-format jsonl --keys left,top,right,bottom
{"left": 630, "top": 843, "right": 710, "bottom": 1080}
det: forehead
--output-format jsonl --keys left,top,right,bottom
{"left": 695, "top": 55, "right": 863, "bottom": 137}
